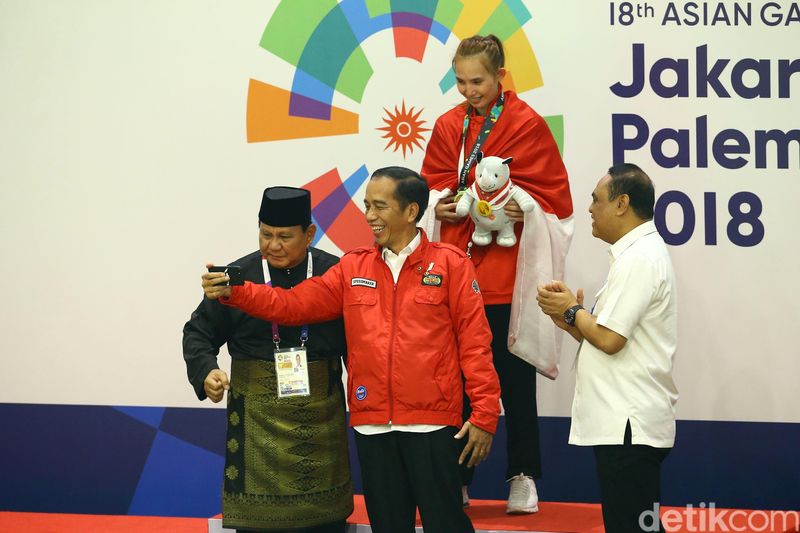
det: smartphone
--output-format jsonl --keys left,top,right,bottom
{"left": 208, "top": 265, "right": 244, "bottom": 286}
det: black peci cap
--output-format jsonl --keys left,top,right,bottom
{"left": 258, "top": 187, "right": 311, "bottom": 227}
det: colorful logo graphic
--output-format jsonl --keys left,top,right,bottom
{"left": 248, "top": 0, "right": 562, "bottom": 253}
{"left": 377, "top": 101, "right": 430, "bottom": 158}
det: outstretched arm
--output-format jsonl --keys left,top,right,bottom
{"left": 203, "top": 262, "right": 345, "bottom": 325}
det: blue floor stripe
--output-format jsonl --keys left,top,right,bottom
{"left": 113, "top": 406, "right": 166, "bottom": 429}
{"left": 1, "top": 403, "right": 798, "bottom": 516}
{"left": 127, "top": 430, "right": 224, "bottom": 517}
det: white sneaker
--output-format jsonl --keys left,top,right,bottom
{"left": 462, "top": 485, "right": 470, "bottom": 507}
{"left": 506, "top": 473, "right": 539, "bottom": 514}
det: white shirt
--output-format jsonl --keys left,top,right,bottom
{"left": 569, "top": 221, "right": 678, "bottom": 448}
{"left": 354, "top": 231, "right": 447, "bottom": 435}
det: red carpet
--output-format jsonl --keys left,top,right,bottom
{"left": 0, "top": 512, "right": 208, "bottom": 532}
{"left": 347, "top": 495, "right": 605, "bottom": 532}
{"left": 2, "top": 499, "right": 798, "bottom": 533}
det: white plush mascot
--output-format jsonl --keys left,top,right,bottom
{"left": 455, "top": 152, "right": 536, "bottom": 247}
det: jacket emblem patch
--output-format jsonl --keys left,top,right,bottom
{"left": 421, "top": 274, "right": 443, "bottom": 287}
{"left": 472, "top": 280, "right": 480, "bottom": 293}
{"left": 355, "top": 385, "right": 367, "bottom": 400}
{"left": 351, "top": 277, "right": 377, "bottom": 288}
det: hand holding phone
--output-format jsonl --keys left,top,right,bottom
{"left": 207, "top": 265, "right": 244, "bottom": 286}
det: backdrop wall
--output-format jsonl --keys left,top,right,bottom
{"left": 1, "top": 0, "right": 798, "bottom": 516}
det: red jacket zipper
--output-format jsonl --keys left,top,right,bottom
{"left": 387, "top": 278, "right": 398, "bottom": 424}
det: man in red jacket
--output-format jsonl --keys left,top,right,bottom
{"left": 203, "top": 167, "right": 501, "bottom": 533}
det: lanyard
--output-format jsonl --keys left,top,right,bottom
{"left": 261, "top": 252, "right": 313, "bottom": 349}
{"left": 457, "top": 90, "right": 505, "bottom": 192}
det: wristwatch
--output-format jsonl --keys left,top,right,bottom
{"left": 563, "top": 304, "right": 584, "bottom": 326}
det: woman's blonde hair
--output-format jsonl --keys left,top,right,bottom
{"left": 453, "top": 34, "right": 505, "bottom": 73}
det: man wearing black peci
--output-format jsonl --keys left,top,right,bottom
{"left": 183, "top": 187, "right": 352, "bottom": 532}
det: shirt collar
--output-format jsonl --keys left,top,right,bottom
{"left": 382, "top": 230, "right": 421, "bottom": 261}
{"left": 609, "top": 220, "right": 658, "bottom": 262}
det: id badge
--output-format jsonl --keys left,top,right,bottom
{"left": 275, "top": 347, "right": 310, "bottom": 398}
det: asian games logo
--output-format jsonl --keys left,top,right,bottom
{"left": 246, "top": 1, "right": 564, "bottom": 254}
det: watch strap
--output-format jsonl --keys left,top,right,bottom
{"left": 564, "top": 304, "right": 584, "bottom": 326}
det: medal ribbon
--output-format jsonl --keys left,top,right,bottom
{"left": 472, "top": 179, "right": 513, "bottom": 205}
{"left": 471, "top": 179, "right": 514, "bottom": 220}
{"left": 457, "top": 90, "right": 505, "bottom": 192}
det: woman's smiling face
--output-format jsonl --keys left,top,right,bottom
{"left": 454, "top": 55, "right": 505, "bottom": 116}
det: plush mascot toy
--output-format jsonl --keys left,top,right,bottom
{"left": 455, "top": 153, "right": 536, "bottom": 247}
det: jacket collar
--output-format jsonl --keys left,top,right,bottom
{"left": 374, "top": 229, "right": 429, "bottom": 268}
{"left": 407, "top": 229, "right": 429, "bottom": 268}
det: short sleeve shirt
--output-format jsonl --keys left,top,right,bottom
{"left": 569, "top": 221, "right": 678, "bottom": 448}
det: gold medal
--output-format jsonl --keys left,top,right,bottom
{"left": 476, "top": 200, "right": 492, "bottom": 217}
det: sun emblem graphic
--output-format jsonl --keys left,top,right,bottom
{"left": 376, "top": 101, "right": 430, "bottom": 158}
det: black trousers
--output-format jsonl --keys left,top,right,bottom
{"left": 236, "top": 522, "right": 345, "bottom": 533}
{"left": 593, "top": 422, "right": 671, "bottom": 533}
{"left": 354, "top": 427, "right": 474, "bottom": 533}
{"left": 461, "top": 304, "right": 541, "bottom": 483}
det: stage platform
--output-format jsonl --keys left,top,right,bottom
{"left": 2, "top": 496, "right": 798, "bottom": 532}
{"left": 208, "top": 495, "right": 602, "bottom": 532}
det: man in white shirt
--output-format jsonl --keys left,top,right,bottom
{"left": 536, "top": 163, "right": 677, "bottom": 533}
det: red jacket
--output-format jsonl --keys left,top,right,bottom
{"left": 421, "top": 89, "right": 573, "bottom": 305}
{"left": 223, "top": 232, "right": 501, "bottom": 434}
